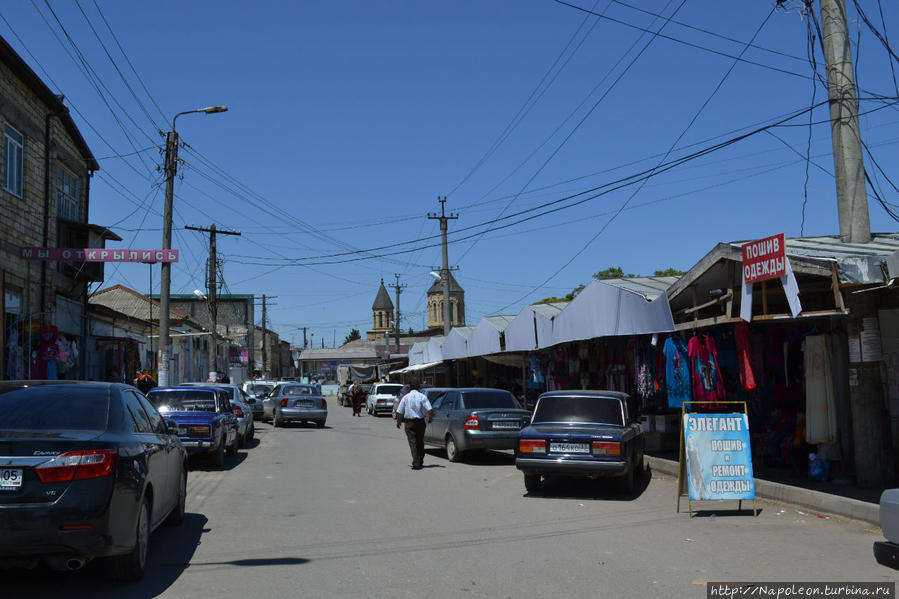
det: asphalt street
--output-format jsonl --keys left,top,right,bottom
{"left": 7, "top": 401, "right": 895, "bottom": 599}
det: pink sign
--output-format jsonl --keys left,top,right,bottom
{"left": 19, "top": 248, "right": 179, "bottom": 263}
{"left": 741, "top": 233, "right": 786, "bottom": 284}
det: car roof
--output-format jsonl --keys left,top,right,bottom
{"left": 151, "top": 385, "right": 220, "bottom": 393}
{"left": 452, "top": 388, "right": 515, "bottom": 393}
{"left": 0, "top": 380, "right": 123, "bottom": 392}
{"left": 538, "top": 390, "right": 629, "bottom": 400}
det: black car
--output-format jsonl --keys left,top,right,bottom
{"left": 0, "top": 381, "right": 187, "bottom": 581}
{"left": 516, "top": 390, "right": 644, "bottom": 493}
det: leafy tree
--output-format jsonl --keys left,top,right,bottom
{"left": 343, "top": 328, "right": 361, "bottom": 345}
{"left": 593, "top": 266, "right": 634, "bottom": 280}
{"left": 537, "top": 267, "right": 683, "bottom": 304}
{"left": 653, "top": 268, "right": 686, "bottom": 276}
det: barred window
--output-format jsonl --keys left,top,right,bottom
{"left": 3, "top": 124, "right": 23, "bottom": 197}
{"left": 56, "top": 166, "right": 80, "bottom": 221}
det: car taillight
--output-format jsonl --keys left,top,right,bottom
{"left": 322, "top": 399, "right": 327, "bottom": 409}
{"left": 232, "top": 405, "right": 244, "bottom": 418}
{"left": 280, "top": 397, "right": 288, "bottom": 407}
{"left": 463, "top": 414, "right": 480, "bottom": 430}
{"left": 592, "top": 441, "right": 621, "bottom": 456}
{"left": 189, "top": 425, "right": 210, "bottom": 436}
{"left": 35, "top": 449, "right": 117, "bottom": 483}
{"left": 519, "top": 439, "right": 546, "bottom": 454}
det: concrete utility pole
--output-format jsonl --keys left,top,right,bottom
{"left": 428, "top": 197, "right": 458, "bottom": 336}
{"left": 820, "top": 0, "right": 870, "bottom": 243}
{"left": 303, "top": 327, "right": 308, "bottom": 349}
{"left": 391, "top": 273, "right": 406, "bottom": 353}
{"left": 158, "top": 105, "right": 227, "bottom": 387}
{"left": 185, "top": 223, "right": 241, "bottom": 379}
{"left": 818, "top": 0, "right": 892, "bottom": 488}
{"left": 261, "top": 294, "right": 268, "bottom": 377}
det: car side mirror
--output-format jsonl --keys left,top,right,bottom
{"left": 164, "top": 418, "right": 179, "bottom": 434}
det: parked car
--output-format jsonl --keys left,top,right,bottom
{"left": 366, "top": 383, "right": 404, "bottom": 417}
{"left": 875, "top": 489, "right": 899, "bottom": 569}
{"left": 423, "top": 388, "right": 530, "bottom": 462}
{"left": 266, "top": 382, "right": 328, "bottom": 427}
{"left": 181, "top": 382, "right": 256, "bottom": 447}
{"left": 147, "top": 386, "right": 239, "bottom": 467}
{"left": 243, "top": 380, "right": 277, "bottom": 405}
{"left": 0, "top": 381, "right": 187, "bottom": 581}
{"left": 516, "top": 390, "right": 644, "bottom": 494}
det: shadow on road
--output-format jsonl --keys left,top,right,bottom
{"left": 422, "top": 448, "right": 516, "bottom": 467}
{"left": 4, "top": 512, "right": 208, "bottom": 599}
{"left": 189, "top": 451, "right": 248, "bottom": 472}
{"left": 522, "top": 466, "right": 653, "bottom": 501}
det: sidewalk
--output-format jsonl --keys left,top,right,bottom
{"left": 646, "top": 454, "right": 882, "bottom": 526}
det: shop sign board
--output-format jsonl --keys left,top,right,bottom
{"left": 741, "top": 233, "right": 786, "bottom": 284}
{"left": 682, "top": 413, "right": 755, "bottom": 501}
{"left": 19, "top": 248, "right": 179, "bottom": 263}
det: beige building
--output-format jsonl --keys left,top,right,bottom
{"left": 366, "top": 278, "right": 394, "bottom": 341}
{"left": 427, "top": 271, "right": 465, "bottom": 330}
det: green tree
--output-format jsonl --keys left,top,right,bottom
{"left": 536, "top": 266, "right": 684, "bottom": 305}
{"left": 593, "top": 266, "right": 634, "bottom": 280}
{"left": 342, "top": 328, "right": 361, "bottom": 345}
{"left": 653, "top": 268, "right": 687, "bottom": 276}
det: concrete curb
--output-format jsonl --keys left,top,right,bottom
{"left": 646, "top": 455, "right": 880, "bottom": 526}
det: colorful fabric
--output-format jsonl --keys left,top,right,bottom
{"left": 734, "top": 322, "right": 757, "bottom": 391}
{"left": 663, "top": 336, "right": 691, "bottom": 408}
{"left": 687, "top": 334, "right": 725, "bottom": 404}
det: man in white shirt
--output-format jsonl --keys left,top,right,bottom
{"left": 395, "top": 379, "right": 433, "bottom": 470}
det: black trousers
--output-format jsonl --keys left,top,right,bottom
{"left": 404, "top": 419, "right": 427, "bottom": 468}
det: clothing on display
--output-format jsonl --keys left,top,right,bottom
{"left": 687, "top": 333, "right": 725, "bottom": 404}
{"left": 804, "top": 335, "right": 838, "bottom": 444}
{"left": 663, "top": 336, "right": 691, "bottom": 408}
{"left": 734, "top": 321, "right": 757, "bottom": 391}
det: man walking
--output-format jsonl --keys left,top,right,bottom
{"left": 395, "top": 379, "right": 433, "bottom": 470}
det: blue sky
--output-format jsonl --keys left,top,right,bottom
{"left": 2, "top": 1, "right": 898, "bottom": 346}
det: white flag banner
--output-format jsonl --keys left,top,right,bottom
{"left": 741, "top": 280, "right": 753, "bottom": 322}
{"left": 740, "top": 257, "right": 802, "bottom": 321}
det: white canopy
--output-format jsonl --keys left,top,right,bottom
{"left": 504, "top": 302, "right": 568, "bottom": 352}
{"left": 390, "top": 360, "right": 443, "bottom": 375}
{"left": 465, "top": 315, "right": 515, "bottom": 357}
{"left": 408, "top": 342, "right": 428, "bottom": 366}
{"left": 427, "top": 336, "right": 444, "bottom": 364}
{"left": 441, "top": 326, "right": 475, "bottom": 360}
{"left": 549, "top": 279, "right": 674, "bottom": 346}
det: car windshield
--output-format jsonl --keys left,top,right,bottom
{"left": 532, "top": 396, "right": 624, "bottom": 426}
{"left": 148, "top": 390, "right": 217, "bottom": 412}
{"left": 0, "top": 385, "right": 109, "bottom": 431}
{"left": 283, "top": 385, "right": 319, "bottom": 396}
{"left": 425, "top": 389, "right": 447, "bottom": 401}
{"left": 248, "top": 384, "right": 273, "bottom": 395}
{"left": 460, "top": 391, "right": 519, "bottom": 409}
{"left": 376, "top": 385, "right": 403, "bottom": 396}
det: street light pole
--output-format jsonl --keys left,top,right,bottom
{"left": 157, "top": 105, "right": 227, "bottom": 387}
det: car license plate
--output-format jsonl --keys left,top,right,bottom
{"left": 549, "top": 442, "right": 589, "bottom": 454}
{"left": 296, "top": 400, "right": 314, "bottom": 407}
{"left": 0, "top": 468, "right": 23, "bottom": 490}
{"left": 492, "top": 421, "right": 520, "bottom": 430}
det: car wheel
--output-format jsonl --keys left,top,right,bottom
{"left": 317, "top": 420, "right": 325, "bottom": 428}
{"left": 106, "top": 497, "right": 149, "bottom": 581}
{"left": 227, "top": 433, "right": 238, "bottom": 456}
{"left": 273, "top": 412, "right": 281, "bottom": 428}
{"left": 524, "top": 473, "right": 541, "bottom": 493}
{"left": 618, "top": 467, "right": 635, "bottom": 494}
{"left": 246, "top": 425, "right": 255, "bottom": 442}
{"left": 446, "top": 435, "right": 463, "bottom": 463}
{"left": 367, "top": 405, "right": 372, "bottom": 415}
{"left": 212, "top": 437, "right": 225, "bottom": 467}
{"left": 165, "top": 469, "right": 186, "bottom": 526}
{"left": 238, "top": 431, "right": 246, "bottom": 449}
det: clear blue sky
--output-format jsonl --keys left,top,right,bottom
{"left": 3, "top": 1, "right": 898, "bottom": 346}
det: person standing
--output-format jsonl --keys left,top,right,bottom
{"left": 395, "top": 379, "right": 433, "bottom": 470}
{"left": 350, "top": 379, "right": 365, "bottom": 417}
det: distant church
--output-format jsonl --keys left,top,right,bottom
{"left": 365, "top": 274, "right": 465, "bottom": 341}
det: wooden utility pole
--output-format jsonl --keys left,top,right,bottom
{"left": 186, "top": 224, "right": 241, "bottom": 379}
{"left": 391, "top": 274, "right": 407, "bottom": 353}
{"left": 428, "top": 197, "right": 458, "bottom": 336}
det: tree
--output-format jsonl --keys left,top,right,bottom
{"left": 342, "top": 328, "right": 361, "bottom": 345}
{"left": 593, "top": 266, "right": 634, "bottom": 280}
{"left": 536, "top": 266, "right": 684, "bottom": 304}
{"left": 653, "top": 268, "right": 686, "bottom": 276}
{"left": 408, "top": 327, "right": 414, "bottom": 334}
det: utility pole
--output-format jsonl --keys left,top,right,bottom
{"left": 303, "top": 327, "right": 308, "bottom": 349}
{"left": 391, "top": 273, "right": 407, "bottom": 353}
{"left": 428, "top": 197, "right": 458, "bottom": 336}
{"left": 820, "top": 0, "right": 870, "bottom": 243}
{"left": 818, "top": 0, "right": 891, "bottom": 488}
{"left": 186, "top": 224, "right": 241, "bottom": 379}
{"left": 157, "top": 105, "right": 227, "bottom": 387}
{"left": 261, "top": 294, "right": 268, "bottom": 377}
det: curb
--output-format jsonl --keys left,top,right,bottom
{"left": 646, "top": 455, "right": 880, "bottom": 526}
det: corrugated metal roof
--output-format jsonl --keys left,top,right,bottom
{"left": 297, "top": 347, "right": 379, "bottom": 360}
{"left": 730, "top": 233, "right": 899, "bottom": 285}
{"left": 483, "top": 315, "right": 515, "bottom": 330}
{"left": 530, "top": 302, "right": 569, "bottom": 317}
{"left": 598, "top": 276, "right": 680, "bottom": 300}
{"left": 90, "top": 285, "right": 193, "bottom": 324}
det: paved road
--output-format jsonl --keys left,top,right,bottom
{"left": 8, "top": 401, "right": 894, "bottom": 598}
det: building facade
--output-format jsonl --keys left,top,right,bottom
{"left": 427, "top": 271, "right": 465, "bottom": 330}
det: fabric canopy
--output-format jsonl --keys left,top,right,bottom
{"left": 466, "top": 315, "right": 515, "bottom": 357}
{"left": 441, "top": 326, "right": 474, "bottom": 360}
{"left": 549, "top": 279, "right": 674, "bottom": 346}
{"left": 504, "top": 302, "right": 568, "bottom": 352}
{"left": 408, "top": 337, "right": 444, "bottom": 367}
{"left": 391, "top": 360, "right": 443, "bottom": 375}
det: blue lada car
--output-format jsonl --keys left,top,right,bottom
{"left": 147, "top": 386, "right": 239, "bottom": 467}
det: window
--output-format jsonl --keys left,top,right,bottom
{"left": 136, "top": 393, "right": 166, "bottom": 435}
{"left": 56, "top": 165, "right": 80, "bottom": 221}
{"left": 123, "top": 391, "right": 152, "bottom": 433}
{"left": 4, "top": 124, "right": 23, "bottom": 197}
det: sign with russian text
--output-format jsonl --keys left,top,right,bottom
{"left": 683, "top": 413, "right": 754, "bottom": 501}
{"left": 19, "top": 248, "right": 179, "bottom": 263}
{"left": 741, "top": 233, "right": 785, "bottom": 284}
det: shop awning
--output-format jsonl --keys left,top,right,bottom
{"left": 504, "top": 302, "right": 568, "bottom": 352}
{"left": 549, "top": 279, "right": 675, "bottom": 346}
{"left": 466, "top": 315, "right": 515, "bottom": 357}
{"left": 441, "top": 326, "right": 475, "bottom": 360}
{"left": 390, "top": 360, "right": 443, "bottom": 375}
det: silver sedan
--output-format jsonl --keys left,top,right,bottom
{"left": 266, "top": 383, "right": 327, "bottom": 428}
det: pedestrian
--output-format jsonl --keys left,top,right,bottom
{"left": 314, "top": 379, "right": 322, "bottom": 395}
{"left": 394, "top": 378, "right": 433, "bottom": 470}
{"left": 350, "top": 379, "right": 365, "bottom": 416}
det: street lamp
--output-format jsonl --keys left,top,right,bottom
{"left": 157, "top": 105, "right": 228, "bottom": 387}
